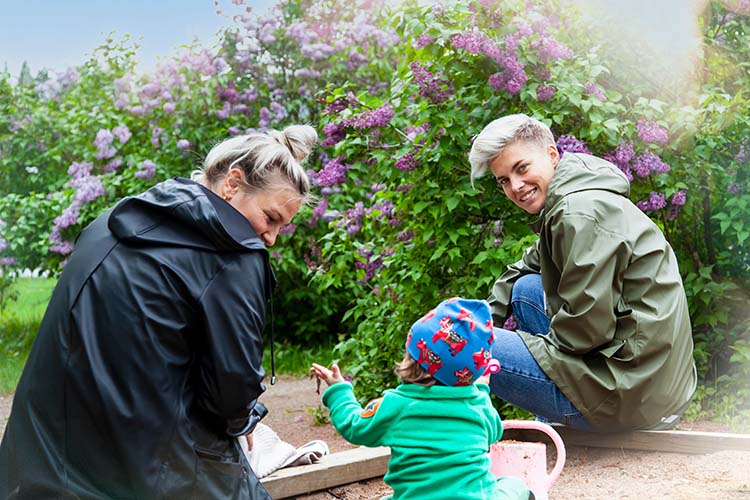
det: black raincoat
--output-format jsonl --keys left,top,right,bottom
{"left": 0, "top": 178, "right": 273, "bottom": 499}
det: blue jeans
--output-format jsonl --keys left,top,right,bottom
{"left": 489, "top": 274, "right": 592, "bottom": 431}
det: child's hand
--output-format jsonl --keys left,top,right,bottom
{"left": 310, "top": 363, "right": 345, "bottom": 387}
{"left": 476, "top": 373, "right": 491, "bottom": 385}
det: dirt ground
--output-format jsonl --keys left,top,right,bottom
{"left": 2, "top": 376, "right": 750, "bottom": 499}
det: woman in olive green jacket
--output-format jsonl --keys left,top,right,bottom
{"left": 468, "top": 114, "right": 696, "bottom": 431}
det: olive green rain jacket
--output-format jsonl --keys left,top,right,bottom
{"left": 489, "top": 153, "right": 696, "bottom": 431}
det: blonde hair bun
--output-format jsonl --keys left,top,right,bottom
{"left": 273, "top": 125, "right": 318, "bottom": 162}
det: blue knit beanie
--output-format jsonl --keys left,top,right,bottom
{"left": 406, "top": 297, "right": 496, "bottom": 386}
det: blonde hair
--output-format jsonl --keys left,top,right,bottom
{"left": 469, "top": 114, "right": 555, "bottom": 184}
{"left": 193, "top": 125, "right": 318, "bottom": 203}
{"left": 395, "top": 352, "right": 439, "bottom": 387}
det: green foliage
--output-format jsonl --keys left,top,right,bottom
{"left": 308, "top": 404, "right": 331, "bottom": 426}
{"left": 262, "top": 341, "right": 337, "bottom": 377}
{"left": 0, "top": 277, "right": 55, "bottom": 393}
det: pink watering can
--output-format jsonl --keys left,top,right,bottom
{"left": 488, "top": 419, "right": 566, "bottom": 500}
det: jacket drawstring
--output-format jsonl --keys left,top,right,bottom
{"left": 269, "top": 293, "right": 276, "bottom": 385}
{"left": 265, "top": 262, "right": 277, "bottom": 386}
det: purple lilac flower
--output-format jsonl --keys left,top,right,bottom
{"left": 728, "top": 182, "right": 742, "bottom": 194}
{"left": 102, "top": 158, "right": 123, "bottom": 173}
{"left": 345, "top": 104, "right": 395, "bottom": 129}
{"left": 395, "top": 152, "right": 419, "bottom": 171}
{"left": 451, "top": 32, "right": 492, "bottom": 55}
{"left": 636, "top": 191, "right": 667, "bottom": 212}
{"left": 216, "top": 82, "right": 239, "bottom": 103}
{"left": 270, "top": 101, "right": 288, "bottom": 121}
{"left": 338, "top": 202, "right": 366, "bottom": 235}
{"left": 321, "top": 122, "right": 346, "bottom": 147}
{"left": 139, "top": 82, "right": 162, "bottom": 99}
{"left": 409, "top": 62, "right": 453, "bottom": 104}
{"left": 584, "top": 83, "right": 606, "bottom": 102}
{"left": 94, "top": 129, "right": 116, "bottom": 160}
{"left": 369, "top": 200, "right": 395, "bottom": 219}
{"left": 112, "top": 125, "right": 132, "bottom": 144}
{"left": 397, "top": 229, "right": 415, "bottom": 243}
{"left": 531, "top": 34, "right": 574, "bottom": 63}
{"left": 259, "top": 107, "right": 271, "bottom": 129}
{"left": 404, "top": 123, "right": 430, "bottom": 142}
{"left": 312, "top": 157, "right": 349, "bottom": 186}
{"left": 536, "top": 84, "right": 555, "bottom": 101}
{"left": 68, "top": 161, "right": 93, "bottom": 180}
{"left": 503, "top": 315, "right": 517, "bottom": 330}
{"left": 163, "top": 102, "right": 176, "bottom": 114}
{"left": 671, "top": 190, "right": 687, "bottom": 206}
{"left": 310, "top": 197, "right": 329, "bottom": 226}
{"left": 151, "top": 127, "right": 163, "bottom": 146}
{"left": 49, "top": 175, "right": 95, "bottom": 256}
{"left": 556, "top": 135, "right": 591, "bottom": 156}
{"left": 735, "top": 142, "right": 749, "bottom": 164}
{"left": 666, "top": 190, "right": 687, "bottom": 220}
{"left": 135, "top": 160, "right": 157, "bottom": 179}
{"left": 325, "top": 98, "right": 350, "bottom": 115}
{"left": 177, "top": 139, "right": 191, "bottom": 150}
{"left": 216, "top": 102, "right": 231, "bottom": 120}
{"left": 631, "top": 151, "right": 670, "bottom": 176}
{"left": 609, "top": 142, "right": 636, "bottom": 168}
{"left": 279, "top": 224, "right": 296, "bottom": 235}
{"left": 0, "top": 235, "right": 8, "bottom": 255}
{"left": 70, "top": 175, "right": 106, "bottom": 203}
{"left": 355, "top": 247, "right": 383, "bottom": 283}
{"left": 115, "top": 93, "right": 129, "bottom": 109}
{"left": 414, "top": 33, "right": 434, "bottom": 49}
{"left": 637, "top": 120, "right": 669, "bottom": 145}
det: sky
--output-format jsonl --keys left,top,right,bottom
{"left": 0, "top": 0, "right": 276, "bottom": 79}
{"left": 1, "top": 0, "right": 708, "bottom": 90}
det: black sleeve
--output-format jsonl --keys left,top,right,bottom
{"left": 195, "top": 251, "right": 269, "bottom": 436}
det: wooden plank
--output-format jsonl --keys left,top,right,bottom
{"left": 260, "top": 446, "right": 390, "bottom": 499}
{"left": 504, "top": 427, "right": 750, "bottom": 455}
{"left": 259, "top": 429, "right": 750, "bottom": 498}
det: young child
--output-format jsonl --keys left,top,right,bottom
{"left": 311, "top": 297, "right": 532, "bottom": 500}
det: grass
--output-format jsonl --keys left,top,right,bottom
{"left": 0, "top": 277, "right": 56, "bottom": 394}
{"left": 264, "top": 341, "right": 338, "bottom": 378}
{"left": 0, "top": 276, "right": 337, "bottom": 393}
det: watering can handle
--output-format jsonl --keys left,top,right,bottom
{"left": 501, "top": 419, "right": 566, "bottom": 491}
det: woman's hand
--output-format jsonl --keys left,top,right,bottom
{"left": 310, "top": 363, "right": 345, "bottom": 387}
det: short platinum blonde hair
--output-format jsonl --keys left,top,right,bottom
{"left": 193, "top": 124, "right": 318, "bottom": 203}
{"left": 469, "top": 114, "right": 556, "bottom": 184}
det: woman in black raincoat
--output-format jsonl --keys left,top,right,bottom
{"left": 0, "top": 125, "right": 318, "bottom": 499}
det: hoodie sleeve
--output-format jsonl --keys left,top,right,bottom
{"left": 195, "top": 251, "right": 269, "bottom": 437}
{"left": 488, "top": 239, "right": 541, "bottom": 325}
{"left": 322, "top": 383, "right": 395, "bottom": 447}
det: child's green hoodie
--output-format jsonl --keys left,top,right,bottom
{"left": 323, "top": 382, "right": 530, "bottom": 500}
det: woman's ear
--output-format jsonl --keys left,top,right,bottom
{"left": 548, "top": 144, "right": 560, "bottom": 168}
{"left": 222, "top": 168, "right": 245, "bottom": 200}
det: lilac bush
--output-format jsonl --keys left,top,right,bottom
{"left": 0, "top": 0, "right": 748, "bottom": 411}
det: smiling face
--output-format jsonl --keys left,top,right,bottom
{"left": 489, "top": 140, "right": 560, "bottom": 214}
{"left": 220, "top": 168, "right": 302, "bottom": 246}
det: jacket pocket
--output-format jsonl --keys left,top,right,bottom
{"left": 195, "top": 447, "right": 247, "bottom": 479}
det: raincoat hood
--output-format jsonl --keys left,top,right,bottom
{"left": 109, "top": 177, "right": 268, "bottom": 254}
{"left": 544, "top": 152, "right": 631, "bottom": 213}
